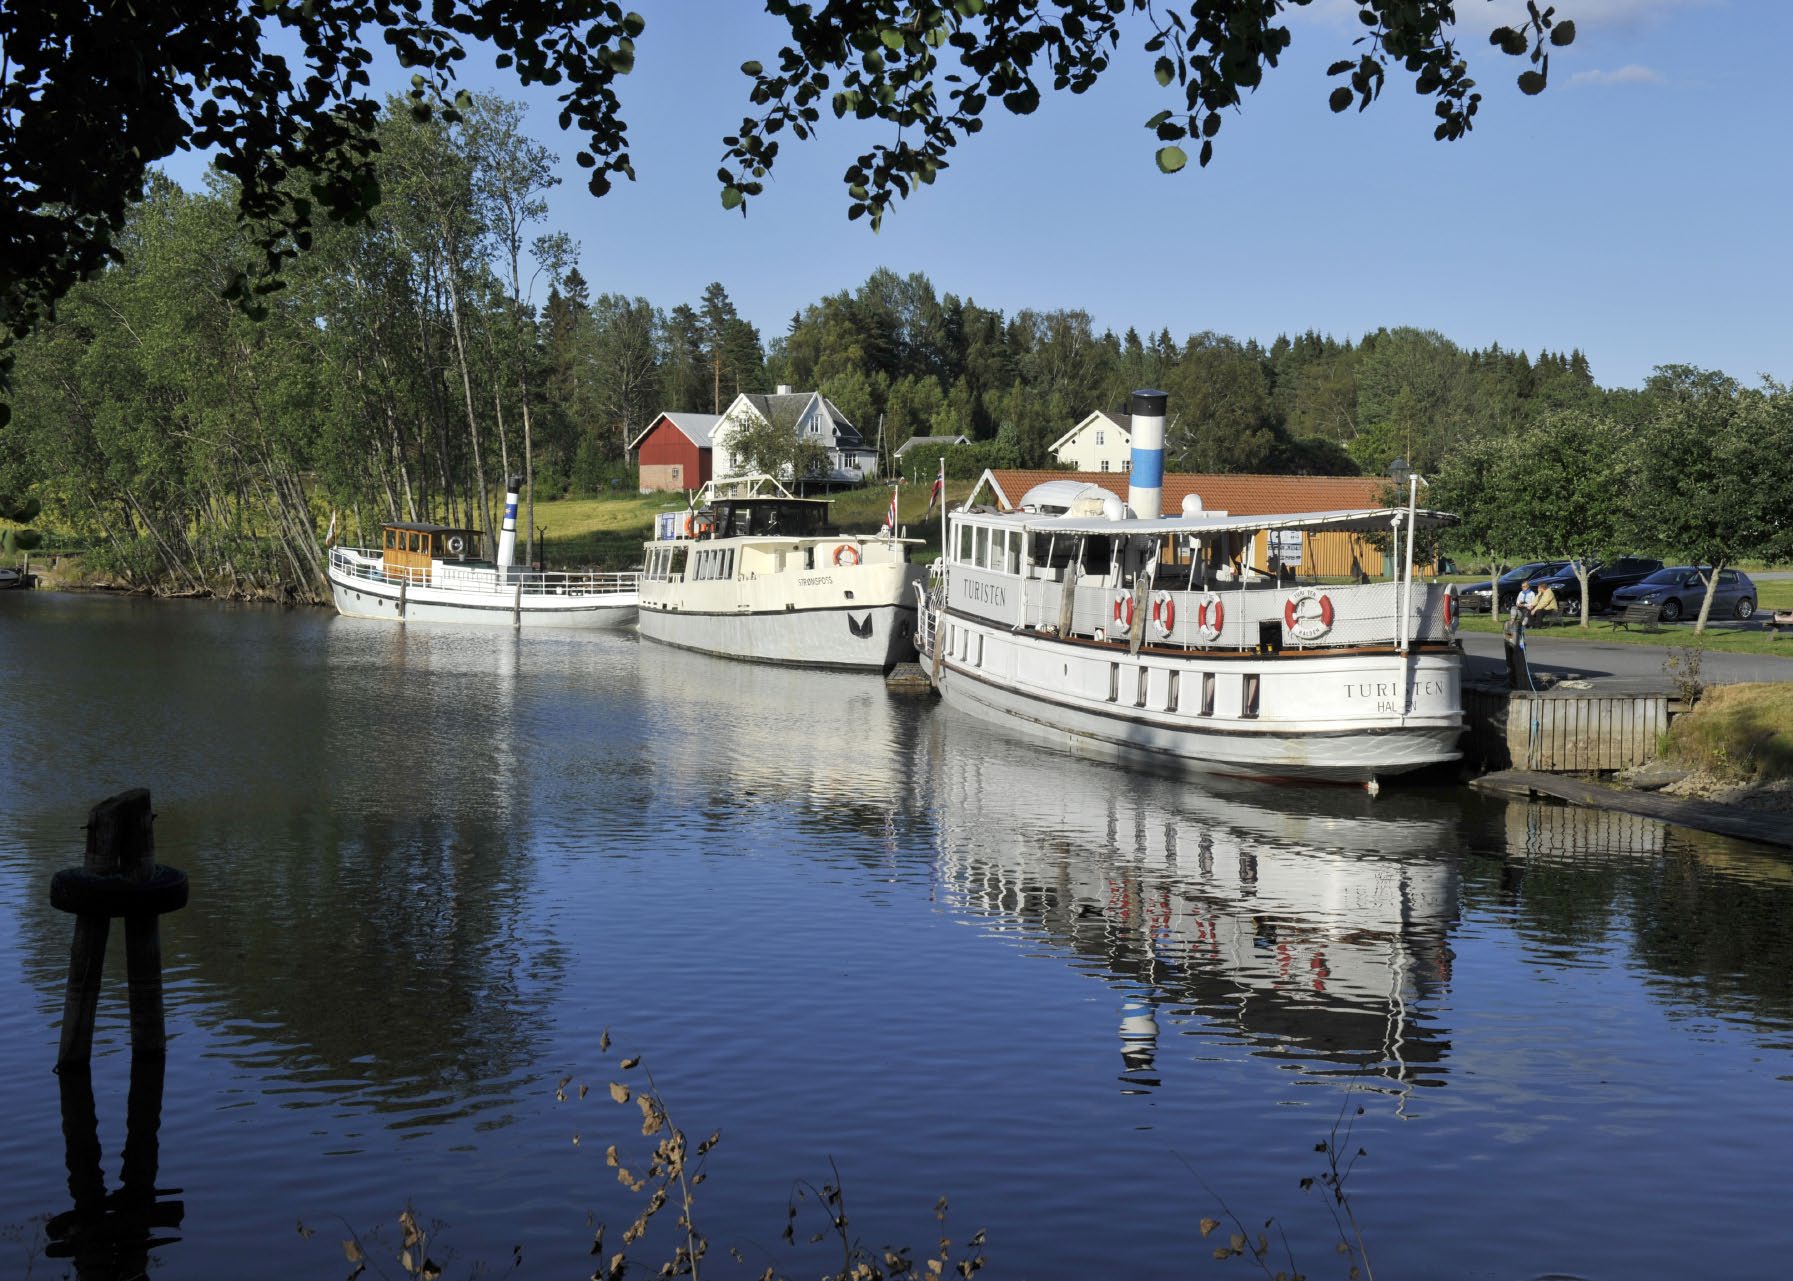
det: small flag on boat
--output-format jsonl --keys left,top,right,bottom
{"left": 886, "top": 483, "right": 900, "bottom": 532}
{"left": 925, "top": 461, "right": 944, "bottom": 519}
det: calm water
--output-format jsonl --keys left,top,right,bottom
{"left": 2, "top": 591, "right": 1791, "bottom": 1280}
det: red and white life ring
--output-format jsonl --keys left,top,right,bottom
{"left": 1195, "top": 593, "right": 1225, "bottom": 643}
{"left": 1150, "top": 591, "right": 1176, "bottom": 639}
{"left": 833, "top": 544, "right": 861, "bottom": 567}
{"left": 1283, "top": 588, "right": 1335, "bottom": 641}
{"left": 1112, "top": 591, "right": 1135, "bottom": 629}
{"left": 1443, "top": 584, "right": 1459, "bottom": 632}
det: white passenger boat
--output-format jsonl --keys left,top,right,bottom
{"left": 637, "top": 474, "right": 925, "bottom": 671}
{"left": 327, "top": 480, "right": 638, "bottom": 628}
{"left": 915, "top": 392, "right": 1464, "bottom": 786}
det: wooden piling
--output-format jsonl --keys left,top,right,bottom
{"left": 51, "top": 790, "right": 186, "bottom": 1071}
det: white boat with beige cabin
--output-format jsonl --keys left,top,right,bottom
{"left": 327, "top": 478, "right": 638, "bottom": 628}
{"left": 915, "top": 391, "right": 1464, "bottom": 787}
{"left": 637, "top": 474, "right": 925, "bottom": 671}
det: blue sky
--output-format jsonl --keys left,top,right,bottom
{"left": 164, "top": 1, "right": 1787, "bottom": 391}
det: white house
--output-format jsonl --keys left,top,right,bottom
{"left": 1049, "top": 410, "right": 1132, "bottom": 473}
{"left": 711, "top": 386, "right": 879, "bottom": 483}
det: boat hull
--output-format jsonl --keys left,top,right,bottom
{"left": 637, "top": 601, "right": 917, "bottom": 671}
{"left": 327, "top": 566, "right": 637, "bottom": 629}
{"left": 929, "top": 611, "right": 1462, "bottom": 785}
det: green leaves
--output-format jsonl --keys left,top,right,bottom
{"left": 1491, "top": 26, "right": 1529, "bottom": 56}
{"left": 1155, "top": 145, "right": 1187, "bottom": 174}
{"left": 1518, "top": 71, "right": 1547, "bottom": 96}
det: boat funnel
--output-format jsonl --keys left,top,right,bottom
{"left": 1126, "top": 389, "right": 1167, "bottom": 521}
{"left": 497, "top": 475, "right": 522, "bottom": 569}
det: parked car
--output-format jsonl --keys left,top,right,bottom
{"left": 1461, "top": 561, "right": 1572, "bottom": 613}
{"left": 1533, "top": 557, "right": 1664, "bottom": 614}
{"left": 1607, "top": 566, "right": 1757, "bottom": 622}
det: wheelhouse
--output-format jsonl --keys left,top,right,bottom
{"left": 380, "top": 523, "right": 484, "bottom": 575}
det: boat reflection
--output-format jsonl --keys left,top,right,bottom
{"left": 925, "top": 713, "right": 1464, "bottom": 1094}
{"left": 632, "top": 641, "right": 931, "bottom": 848}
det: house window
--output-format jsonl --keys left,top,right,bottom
{"left": 1095, "top": 429, "right": 1105, "bottom": 446}
{"left": 1100, "top": 460, "right": 1110, "bottom": 472}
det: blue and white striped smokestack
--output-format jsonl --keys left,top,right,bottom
{"left": 1127, "top": 389, "right": 1168, "bottom": 520}
{"left": 496, "top": 475, "right": 522, "bottom": 570}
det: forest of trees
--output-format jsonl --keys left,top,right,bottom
{"left": 3, "top": 97, "right": 1786, "bottom": 604}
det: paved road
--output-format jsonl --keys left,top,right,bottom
{"left": 1460, "top": 631, "right": 1793, "bottom": 685}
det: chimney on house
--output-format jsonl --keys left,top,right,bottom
{"left": 775, "top": 384, "right": 793, "bottom": 396}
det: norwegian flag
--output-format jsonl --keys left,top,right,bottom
{"left": 886, "top": 483, "right": 900, "bottom": 531}
{"left": 925, "top": 461, "right": 944, "bottom": 519}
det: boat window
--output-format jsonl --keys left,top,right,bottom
{"left": 724, "top": 550, "right": 735, "bottom": 579}
{"left": 1081, "top": 537, "right": 1112, "bottom": 578}
{"left": 1134, "top": 667, "right": 1148, "bottom": 709}
{"left": 974, "top": 526, "right": 990, "bottom": 569}
{"left": 956, "top": 523, "right": 972, "bottom": 564}
{"left": 1005, "top": 531, "right": 1021, "bottom": 575}
{"left": 1243, "top": 673, "right": 1260, "bottom": 719}
{"left": 669, "top": 547, "right": 688, "bottom": 579}
{"left": 1165, "top": 671, "right": 1180, "bottom": 713}
{"left": 1031, "top": 533, "right": 1076, "bottom": 571}
{"left": 1200, "top": 672, "right": 1215, "bottom": 717}
{"left": 975, "top": 633, "right": 984, "bottom": 667}
{"left": 1108, "top": 663, "right": 1119, "bottom": 702}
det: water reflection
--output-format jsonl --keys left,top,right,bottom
{"left": 50, "top": 1057, "right": 183, "bottom": 1278}
{"left": 631, "top": 641, "right": 933, "bottom": 856}
{"left": 926, "top": 712, "right": 1461, "bottom": 1093}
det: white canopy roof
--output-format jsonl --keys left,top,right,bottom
{"left": 1010, "top": 507, "right": 1459, "bottom": 537}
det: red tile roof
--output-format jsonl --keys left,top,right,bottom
{"left": 987, "top": 469, "right": 1388, "bottom": 516}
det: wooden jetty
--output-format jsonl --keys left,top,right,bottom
{"left": 1461, "top": 676, "right": 1689, "bottom": 773}
{"left": 1473, "top": 770, "right": 1793, "bottom": 850}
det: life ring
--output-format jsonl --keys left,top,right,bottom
{"left": 1443, "top": 584, "right": 1459, "bottom": 632}
{"left": 1112, "top": 591, "right": 1135, "bottom": 629}
{"left": 680, "top": 513, "right": 695, "bottom": 537}
{"left": 1195, "top": 593, "right": 1225, "bottom": 643}
{"left": 1150, "top": 591, "right": 1176, "bottom": 639}
{"left": 833, "top": 544, "right": 861, "bottom": 567}
{"left": 693, "top": 519, "right": 714, "bottom": 539}
{"left": 1283, "top": 588, "right": 1335, "bottom": 641}
{"left": 444, "top": 534, "right": 466, "bottom": 556}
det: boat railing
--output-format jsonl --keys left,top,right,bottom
{"left": 957, "top": 567, "right": 1457, "bottom": 650}
{"left": 329, "top": 546, "right": 639, "bottom": 596}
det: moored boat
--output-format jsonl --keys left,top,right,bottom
{"left": 637, "top": 474, "right": 925, "bottom": 671}
{"left": 915, "top": 391, "right": 1464, "bottom": 787}
{"left": 327, "top": 479, "right": 638, "bottom": 628}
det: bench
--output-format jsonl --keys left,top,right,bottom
{"left": 1610, "top": 602, "right": 1662, "bottom": 632}
{"left": 1770, "top": 609, "right": 1793, "bottom": 640}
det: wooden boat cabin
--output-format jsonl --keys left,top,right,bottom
{"left": 381, "top": 523, "right": 484, "bottom": 580}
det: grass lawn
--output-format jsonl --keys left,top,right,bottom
{"left": 532, "top": 480, "right": 972, "bottom": 570}
{"left": 1452, "top": 577, "right": 1793, "bottom": 655}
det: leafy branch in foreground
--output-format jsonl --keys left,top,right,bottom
{"left": 723, "top": 1, "right": 1576, "bottom": 228}
{"left": 1197, "top": 1094, "right": 1376, "bottom": 1281}
{"left": 580, "top": 1028, "right": 988, "bottom": 1281}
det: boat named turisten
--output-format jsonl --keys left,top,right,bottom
{"left": 638, "top": 474, "right": 924, "bottom": 671}
{"left": 327, "top": 479, "right": 638, "bottom": 628}
{"left": 914, "top": 391, "right": 1464, "bottom": 786}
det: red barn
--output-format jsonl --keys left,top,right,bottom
{"left": 631, "top": 413, "right": 721, "bottom": 492}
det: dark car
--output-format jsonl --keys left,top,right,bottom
{"left": 1608, "top": 566, "right": 1757, "bottom": 622}
{"left": 1533, "top": 557, "right": 1664, "bottom": 614}
{"left": 1462, "top": 560, "right": 1572, "bottom": 614}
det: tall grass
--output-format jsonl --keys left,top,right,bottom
{"left": 1663, "top": 683, "right": 1793, "bottom": 782}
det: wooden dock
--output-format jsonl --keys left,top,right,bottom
{"left": 1462, "top": 677, "right": 1688, "bottom": 773}
{"left": 1473, "top": 770, "right": 1793, "bottom": 850}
